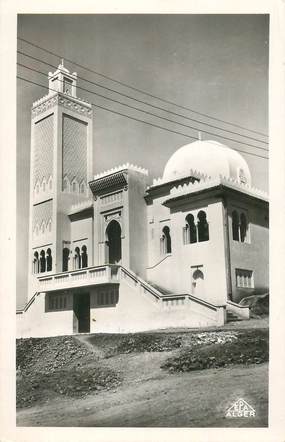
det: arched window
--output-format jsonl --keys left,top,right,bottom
{"left": 184, "top": 214, "right": 197, "bottom": 244}
{"left": 33, "top": 251, "right": 39, "bottom": 274}
{"left": 40, "top": 250, "right": 46, "bottom": 273}
{"left": 48, "top": 219, "right": 52, "bottom": 232}
{"left": 36, "top": 183, "right": 40, "bottom": 194}
{"left": 197, "top": 211, "right": 209, "bottom": 242}
{"left": 62, "top": 248, "right": 70, "bottom": 272}
{"left": 35, "top": 224, "right": 39, "bottom": 236}
{"left": 46, "top": 248, "right": 52, "bottom": 272}
{"left": 161, "top": 226, "right": 172, "bottom": 254}
{"left": 41, "top": 222, "right": 45, "bottom": 235}
{"left": 232, "top": 211, "right": 240, "bottom": 241}
{"left": 74, "top": 247, "right": 81, "bottom": 270}
{"left": 81, "top": 245, "right": 88, "bottom": 268}
{"left": 240, "top": 213, "right": 248, "bottom": 243}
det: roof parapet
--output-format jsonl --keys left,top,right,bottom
{"left": 69, "top": 199, "right": 93, "bottom": 215}
{"left": 149, "top": 168, "right": 210, "bottom": 190}
{"left": 93, "top": 163, "right": 148, "bottom": 181}
{"left": 32, "top": 91, "right": 91, "bottom": 109}
{"left": 168, "top": 172, "right": 268, "bottom": 201}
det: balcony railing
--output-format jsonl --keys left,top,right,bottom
{"left": 37, "top": 264, "right": 120, "bottom": 292}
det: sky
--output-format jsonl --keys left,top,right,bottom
{"left": 17, "top": 14, "right": 269, "bottom": 308}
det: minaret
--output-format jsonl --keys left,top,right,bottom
{"left": 28, "top": 63, "right": 93, "bottom": 299}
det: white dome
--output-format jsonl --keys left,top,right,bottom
{"left": 162, "top": 140, "right": 251, "bottom": 185}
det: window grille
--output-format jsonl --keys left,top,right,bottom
{"left": 235, "top": 269, "right": 254, "bottom": 288}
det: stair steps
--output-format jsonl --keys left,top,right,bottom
{"left": 226, "top": 311, "right": 242, "bottom": 322}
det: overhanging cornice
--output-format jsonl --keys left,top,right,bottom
{"left": 89, "top": 170, "right": 128, "bottom": 196}
{"left": 163, "top": 184, "right": 269, "bottom": 209}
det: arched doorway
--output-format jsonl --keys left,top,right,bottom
{"left": 106, "top": 220, "right": 122, "bottom": 264}
{"left": 192, "top": 268, "right": 204, "bottom": 298}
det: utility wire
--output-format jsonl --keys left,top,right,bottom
{"left": 17, "top": 50, "right": 268, "bottom": 147}
{"left": 17, "top": 36, "right": 268, "bottom": 138}
{"left": 17, "top": 62, "right": 269, "bottom": 154}
{"left": 17, "top": 75, "right": 268, "bottom": 161}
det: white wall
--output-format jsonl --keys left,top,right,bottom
{"left": 227, "top": 197, "right": 269, "bottom": 302}
{"left": 147, "top": 197, "right": 228, "bottom": 305}
{"left": 17, "top": 277, "right": 225, "bottom": 338}
{"left": 16, "top": 292, "right": 74, "bottom": 338}
{"left": 89, "top": 279, "right": 224, "bottom": 333}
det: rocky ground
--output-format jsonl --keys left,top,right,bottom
{"left": 16, "top": 321, "right": 269, "bottom": 427}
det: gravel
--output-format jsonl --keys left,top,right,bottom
{"left": 161, "top": 329, "right": 268, "bottom": 372}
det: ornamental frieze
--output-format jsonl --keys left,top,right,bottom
{"left": 32, "top": 95, "right": 93, "bottom": 118}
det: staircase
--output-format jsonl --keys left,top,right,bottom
{"left": 226, "top": 310, "right": 242, "bottom": 322}
{"left": 17, "top": 265, "right": 229, "bottom": 337}
{"left": 226, "top": 300, "right": 250, "bottom": 322}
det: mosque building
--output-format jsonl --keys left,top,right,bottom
{"left": 16, "top": 63, "right": 269, "bottom": 337}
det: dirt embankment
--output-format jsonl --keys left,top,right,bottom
{"left": 17, "top": 328, "right": 268, "bottom": 412}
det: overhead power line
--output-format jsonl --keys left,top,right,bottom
{"left": 17, "top": 50, "right": 268, "bottom": 147}
{"left": 17, "top": 62, "right": 269, "bottom": 154}
{"left": 17, "top": 75, "right": 269, "bottom": 161}
{"left": 17, "top": 36, "right": 268, "bottom": 139}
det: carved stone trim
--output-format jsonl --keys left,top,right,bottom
{"left": 32, "top": 94, "right": 93, "bottom": 118}
{"left": 104, "top": 210, "right": 122, "bottom": 223}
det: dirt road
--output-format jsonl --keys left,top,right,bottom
{"left": 17, "top": 347, "right": 268, "bottom": 427}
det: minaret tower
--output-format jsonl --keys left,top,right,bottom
{"left": 28, "top": 62, "right": 93, "bottom": 299}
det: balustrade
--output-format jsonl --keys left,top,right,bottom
{"left": 37, "top": 265, "right": 117, "bottom": 292}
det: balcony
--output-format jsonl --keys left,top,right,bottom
{"left": 37, "top": 265, "right": 120, "bottom": 292}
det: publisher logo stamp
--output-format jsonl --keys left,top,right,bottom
{"left": 225, "top": 398, "right": 256, "bottom": 418}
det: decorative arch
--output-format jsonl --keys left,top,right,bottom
{"left": 161, "top": 226, "right": 172, "bottom": 254}
{"left": 105, "top": 220, "right": 122, "bottom": 264}
{"left": 192, "top": 268, "right": 205, "bottom": 297}
{"left": 62, "top": 248, "right": 70, "bottom": 272}
{"left": 46, "top": 248, "right": 52, "bottom": 272}
{"left": 33, "top": 251, "right": 39, "bottom": 274}
{"left": 35, "top": 180, "right": 40, "bottom": 195}
{"left": 71, "top": 178, "right": 78, "bottom": 193}
{"left": 74, "top": 246, "right": 81, "bottom": 270}
{"left": 40, "top": 221, "right": 45, "bottom": 235}
{"left": 184, "top": 214, "right": 197, "bottom": 244}
{"left": 197, "top": 211, "right": 209, "bottom": 242}
{"left": 63, "top": 175, "right": 70, "bottom": 192}
{"left": 40, "top": 250, "right": 46, "bottom": 273}
{"left": 80, "top": 180, "right": 86, "bottom": 194}
{"left": 81, "top": 245, "right": 88, "bottom": 268}
{"left": 41, "top": 177, "right": 47, "bottom": 192}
